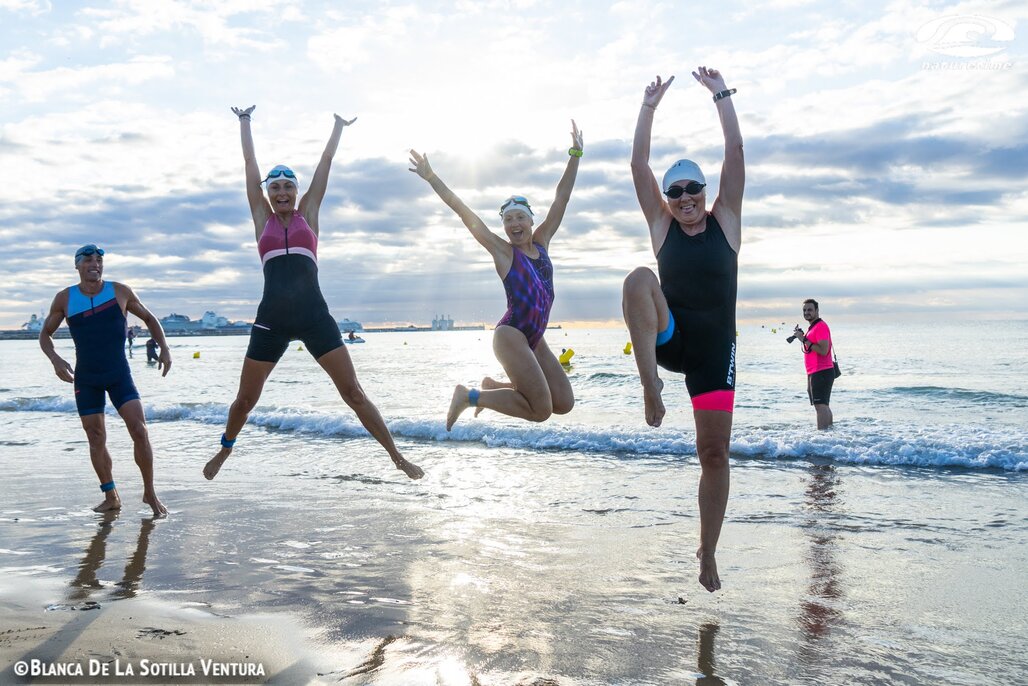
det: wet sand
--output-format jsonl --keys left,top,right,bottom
{"left": 0, "top": 574, "right": 347, "bottom": 684}
{"left": 1, "top": 411, "right": 1026, "bottom": 684}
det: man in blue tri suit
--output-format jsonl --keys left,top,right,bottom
{"left": 39, "top": 244, "right": 172, "bottom": 516}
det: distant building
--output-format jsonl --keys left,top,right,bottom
{"left": 22, "top": 313, "right": 43, "bottom": 332}
{"left": 432, "top": 314, "right": 454, "bottom": 331}
{"left": 200, "top": 311, "right": 230, "bottom": 329}
{"left": 338, "top": 318, "right": 363, "bottom": 332}
{"left": 159, "top": 311, "right": 249, "bottom": 332}
{"left": 160, "top": 313, "right": 199, "bottom": 332}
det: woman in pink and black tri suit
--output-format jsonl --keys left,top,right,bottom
{"left": 203, "top": 107, "right": 423, "bottom": 482}
{"left": 622, "top": 68, "right": 745, "bottom": 594}
{"left": 409, "top": 121, "right": 583, "bottom": 431}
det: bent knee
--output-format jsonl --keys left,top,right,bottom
{"left": 623, "top": 267, "right": 657, "bottom": 293}
{"left": 125, "top": 421, "right": 149, "bottom": 443}
{"left": 552, "top": 396, "right": 575, "bottom": 415}
{"left": 233, "top": 394, "right": 260, "bottom": 414}
{"left": 339, "top": 384, "right": 367, "bottom": 406}
{"left": 527, "top": 398, "right": 554, "bottom": 422}
{"left": 83, "top": 426, "right": 107, "bottom": 444}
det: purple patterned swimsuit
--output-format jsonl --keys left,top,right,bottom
{"left": 497, "top": 243, "right": 554, "bottom": 350}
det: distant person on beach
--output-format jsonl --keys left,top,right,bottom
{"left": 145, "top": 337, "right": 159, "bottom": 363}
{"left": 126, "top": 326, "right": 136, "bottom": 350}
{"left": 409, "top": 121, "right": 583, "bottom": 430}
{"left": 791, "top": 299, "right": 835, "bottom": 430}
{"left": 203, "top": 107, "right": 423, "bottom": 482}
{"left": 39, "top": 244, "right": 172, "bottom": 516}
{"left": 622, "top": 68, "right": 744, "bottom": 592}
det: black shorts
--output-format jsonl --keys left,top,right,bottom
{"left": 246, "top": 311, "right": 344, "bottom": 363}
{"left": 655, "top": 308, "right": 737, "bottom": 399}
{"left": 807, "top": 368, "right": 835, "bottom": 406}
{"left": 74, "top": 371, "right": 140, "bottom": 416}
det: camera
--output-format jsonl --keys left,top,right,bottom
{"left": 786, "top": 334, "right": 797, "bottom": 343}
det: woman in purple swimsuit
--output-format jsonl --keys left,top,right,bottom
{"left": 409, "top": 121, "right": 583, "bottom": 430}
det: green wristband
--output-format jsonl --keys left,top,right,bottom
{"left": 568, "top": 148, "right": 583, "bottom": 158}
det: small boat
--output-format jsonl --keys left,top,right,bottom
{"left": 344, "top": 336, "right": 365, "bottom": 345}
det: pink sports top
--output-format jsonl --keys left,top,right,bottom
{"left": 257, "top": 213, "right": 318, "bottom": 266}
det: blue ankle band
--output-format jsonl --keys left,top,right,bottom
{"left": 468, "top": 388, "right": 480, "bottom": 407}
{"left": 100, "top": 481, "right": 115, "bottom": 493}
{"left": 221, "top": 433, "right": 236, "bottom": 448}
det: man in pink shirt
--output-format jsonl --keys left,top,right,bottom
{"left": 792, "top": 299, "right": 834, "bottom": 429}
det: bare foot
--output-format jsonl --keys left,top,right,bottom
{"left": 393, "top": 456, "right": 424, "bottom": 480}
{"left": 643, "top": 377, "right": 666, "bottom": 427}
{"left": 474, "top": 377, "right": 506, "bottom": 417}
{"left": 93, "top": 494, "right": 122, "bottom": 513}
{"left": 203, "top": 447, "right": 232, "bottom": 481}
{"left": 697, "top": 547, "right": 721, "bottom": 593}
{"left": 143, "top": 492, "right": 168, "bottom": 517}
{"left": 446, "top": 384, "right": 470, "bottom": 431}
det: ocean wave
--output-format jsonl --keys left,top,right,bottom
{"left": 887, "top": 386, "right": 1028, "bottom": 407}
{"left": 0, "top": 396, "right": 76, "bottom": 413}
{"left": 4, "top": 395, "right": 1025, "bottom": 471}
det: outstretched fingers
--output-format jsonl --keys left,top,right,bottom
{"left": 570, "top": 119, "right": 583, "bottom": 150}
{"left": 408, "top": 149, "right": 434, "bottom": 180}
{"left": 643, "top": 75, "right": 675, "bottom": 108}
{"left": 334, "top": 114, "right": 358, "bottom": 126}
{"left": 231, "top": 105, "right": 256, "bottom": 118}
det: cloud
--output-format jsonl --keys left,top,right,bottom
{"left": 2, "top": 0, "right": 1027, "bottom": 327}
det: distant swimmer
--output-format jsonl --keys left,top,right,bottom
{"left": 39, "top": 244, "right": 172, "bottom": 516}
{"left": 409, "top": 121, "right": 583, "bottom": 429}
{"left": 789, "top": 299, "right": 836, "bottom": 430}
{"left": 621, "top": 68, "right": 744, "bottom": 592}
{"left": 204, "top": 107, "right": 422, "bottom": 482}
{"left": 145, "top": 337, "right": 159, "bottom": 363}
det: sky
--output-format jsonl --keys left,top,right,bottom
{"left": 1, "top": 0, "right": 1026, "bottom": 329}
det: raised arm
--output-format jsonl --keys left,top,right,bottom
{"left": 301, "top": 114, "right": 357, "bottom": 233}
{"left": 409, "top": 150, "right": 511, "bottom": 263}
{"left": 232, "top": 106, "right": 271, "bottom": 240}
{"left": 533, "top": 120, "right": 583, "bottom": 250}
{"left": 693, "top": 66, "right": 744, "bottom": 251}
{"left": 632, "top": 75, "right": 675, "bottom": 254}
{"left": 39, "top": 291, "right": 74, "bottom": 383}
{"left": 120, "top": 284, "right": 172, "bottom": 377}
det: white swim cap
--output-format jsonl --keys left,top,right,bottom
{"left": 263, "top": 165, "right": 299, "bottom": 188}
{"left": 500, "top": 195, "right": 533, "bottom": 217}
{"left": 662, "top": 159, "right": 706, "bottom": 193}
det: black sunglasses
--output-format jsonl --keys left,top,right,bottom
{"left": 665, "top": 181, "right": 706, "bottom": 199}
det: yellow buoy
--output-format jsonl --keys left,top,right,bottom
{"left": 192, "top": 351, "right": 200, "bottom": 359}
{"left": 297, "top": 344, "right": 304, "bottom": 351}
{"left": 623, "top": 342, "right": 633, "bottom": 355}
{"left": 559, "top": 348, "right": 575, "bottom": 365}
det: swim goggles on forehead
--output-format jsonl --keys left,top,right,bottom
{"left": 263, "top": 168, "right": 297, "bottom": 183}
{"left": 499, "top": 196, "right": 533, "bottom": 216}
{"left": 665, "top": 181, "right": 706, "bottom": 199}
{"left": 75, "top": 245, "right": 104, "bottom": 258}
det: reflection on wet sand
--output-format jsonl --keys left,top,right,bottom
{"left": 68, "top": 513, "right": 156, "bottom": 602}
{"left": 696, "top": 622, "right": 727, "bottom": 685}
{"left": 798, "top": 463, "right": 844, "bottom": 642}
